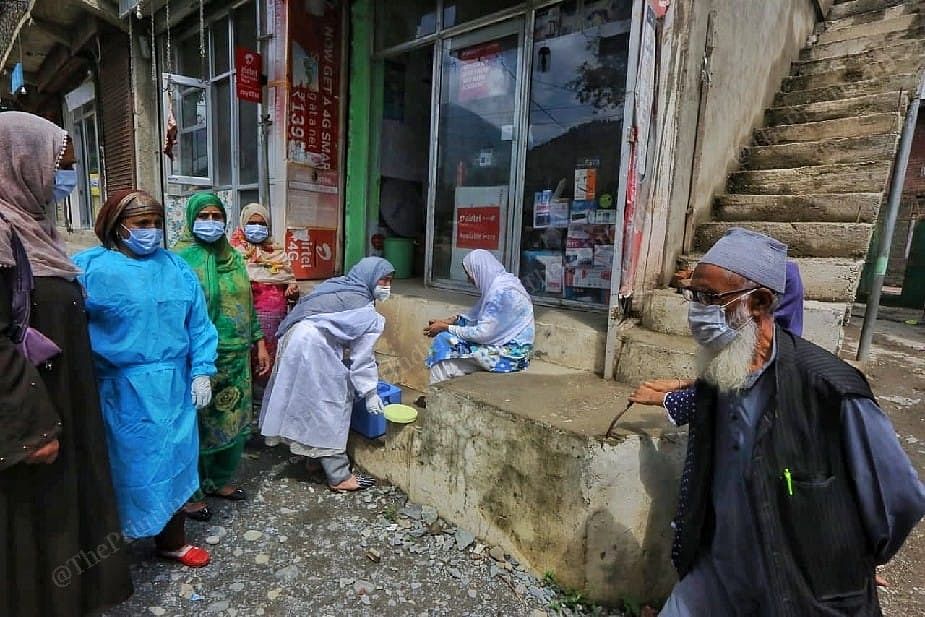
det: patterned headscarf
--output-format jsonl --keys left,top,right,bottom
{"left": 229, "top": 202, "right": 295, "bottom": 285}
{"left": 94, "top": 189, "right": 164, "bottom": 249}
{"left": 0, "top": 112, "right": 80, "bottom": 277}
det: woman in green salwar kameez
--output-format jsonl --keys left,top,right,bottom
{"left": 174, "top": 192, "right": 270, "bottom": 521}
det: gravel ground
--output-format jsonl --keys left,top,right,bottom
{"left": 102, "top": 443, "right": 625, "bottom": 617}
{"left": 843, "top": 307, "right": 925, "bottom": 616}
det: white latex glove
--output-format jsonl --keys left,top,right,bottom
{"left": 192, "top": 375, "right": 212, "bottom": 409}
{"left": 365, "top": 390, "right": 384, "bottom": 415}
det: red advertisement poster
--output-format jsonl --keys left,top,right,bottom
{"left": 286, "top": 227, "right": 337, "bottom": 280}
{"left": 455, "top": 206, "right": 501, "bottom": 250}
{"left": 235, "top": 48, "right": 262, "bottom": 103}
{"left": 287, "top": 0, "right": 342, "bottom": 188}
{"left": 458, "top": 42, "right": 504, "bottom": 102}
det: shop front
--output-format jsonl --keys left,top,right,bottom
{"left": 347, "top": 0, "right": 639, "bottom": 310}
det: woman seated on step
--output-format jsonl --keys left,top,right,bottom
{"left": 423, "top": 250, "right": 535, "bottom": 385}
{"left": 259, "top": 257, "right": 394, "bottom": 492}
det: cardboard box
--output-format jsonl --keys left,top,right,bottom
{"left": 594, "top": 244, "right": 615, "bottom": 268}
{"left": 587, "top": 209, "right": 618, "bottom": 225}
{"left": 570, "top": 199, "right": 596, "bottom": 223}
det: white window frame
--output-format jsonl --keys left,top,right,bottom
{"left": 163, "top": 73, "right": 214, "bottom": 186}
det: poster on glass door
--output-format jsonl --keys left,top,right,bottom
{"left": 451, "top": 186, "right": 507, "bottom": 282}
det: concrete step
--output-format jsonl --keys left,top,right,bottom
{"left": 694, "top": 221, "right": 873, "bottom": 259}
{"left": 829, "top": 0, "right": 917, "bottom": 21}
{"left": 784, "top": 56, "right": 922, "bottom": 92}
{"left": 374, "top": 280, "right": 608, "bottom": 391}
{"left": 640, "top": 289, "right": 691, "bottom": 337}
{"left": 614, "top": 326, "right": 699, "bottom": 384}
{"left": 347, "top": 360, "right": 685, "bottom": 606}
{"left": 765, "top": 92, "right": 904, "bottom": 125}
{"left": 727, "top": 160, "right": 892, "bottom": 195}
{"left": 801, "top": 26, "right": 925, "bottom": 61}
{"left": 775, "top": 73, "right": 917, "bottom": 107}
{"left": 820, "top": 2, "right": 920, "bottom": 34}
{"left": 792, "top": 40, "right": 922, "bottom": 77}
{"left": 639, "top": 288, "right": 848, "bottom": 352}
{"left": 815, "top": 13, "right": 922, "bottom": 46}
{"left": 677, "top": 255, "right": 864, "bottom": 302}
{"left": 713, "top": 193, "right": 881, "bottom": 223}
{"left": 755, "top": 113, "right": 899, "bottom": 145}
{"left": 744, "top": 133, "right": 899, "bottom": 170}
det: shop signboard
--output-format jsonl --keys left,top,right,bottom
{"left": 286, "top": 227, "right": 337, "bottom": 279}
{"left": 287, "top": 0, "right": 342, "bottom": 191}
{"left": 451, "top": 185, "right": 507, "bottom": 281}
{"left": 235, "top": 48, "right": 262, "bottom": 103}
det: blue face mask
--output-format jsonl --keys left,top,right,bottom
{"left": 52, "top": 169, "right": 78, "bottom": 202}
{"left": 687, "top": 289, "right": 756, "bottom": 352}
{"left": 121, "top": 225, "right": 163, "bottom": 256}
{"left": 193, "top": 219, "right": 226, "bottom": 243}
{"left": 244, "top": 224, "right": 269, "bottom": 244}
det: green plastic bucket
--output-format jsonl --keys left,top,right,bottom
{"left": 383, "top": 237, "right": 414, "bottom": 279}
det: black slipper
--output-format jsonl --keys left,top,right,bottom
{"left": 185, "top": 505, "right": 213, "bottom": 522}
{"left": 209, "top": 488, "right": 247, "bottom": 501}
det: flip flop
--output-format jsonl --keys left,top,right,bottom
{"left": 158, "top": 544, "right": 211, "bottom": 568}
{"left": 329, "top": 473, "right": 377, "bottom": 493}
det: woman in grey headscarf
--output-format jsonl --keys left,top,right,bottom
{"left": 0, "top": 112, "right": 133, "bottom": 614}
{"left": 260, "top": 257, "right": 394, "bottom": 492}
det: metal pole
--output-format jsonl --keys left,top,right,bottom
{"left": 856, "top": 75, "right": 924, "bottom": 361}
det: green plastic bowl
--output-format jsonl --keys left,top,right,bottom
{"left": 384, "top": 403, "right": 418, "bottom": 424}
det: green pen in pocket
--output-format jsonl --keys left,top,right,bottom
{"left": 783, "top": 468, "right": 793, "bottom": 496}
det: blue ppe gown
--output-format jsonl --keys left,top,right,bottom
{"left": 75, "top": 247, "right": 218, "bottom": 538}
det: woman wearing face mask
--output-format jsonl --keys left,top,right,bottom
{"left": 423, "top": 249, "right": 535, "bottom": 385}
{"left": 174, "top": 192, "right": 270, "bottom": 521}
{"left": 0, "top": 112, "right": 134, "bottom": 614}
{"left": 229, "top": 203, "right": 299, "bottom": 398}
{"left": 73, "top": 190, "right": 218, "bottom": 567}
{"left": 260, "top": 257, "right": 394, "bottom": 492}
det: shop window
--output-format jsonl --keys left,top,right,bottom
{"left": 519, "top": 0, "right": 631, "bottom": 306}
{"left": 432, "top": 20, "right": 523, "bottom": 285}
{"left": 239, "top": 100, "right": 260, "bottom": 185}
{"left": 375, "top": 1, "right": 437, "bottom": 51}
{"left": 443, "top": 0, "right": 522, "bottom": 29}
{"left": 212, "top": 16, "right": 231, "bottom": 76}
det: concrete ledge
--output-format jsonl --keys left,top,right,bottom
{"left": 615, "top": 326, "right": 698, "bottom": 383}
{"left": 348, "top": 361, "right": 685, "bottom": 606}
{"left": 694, "top": 221, "right": 875, "bottom": 259}
{"left": 374, "top": 280, "right": 607, "bottom": 391}
{"left": 764, "top": 91, "right": 904, "bottom": 126}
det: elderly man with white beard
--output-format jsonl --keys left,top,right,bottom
{"left": 643, "top": 228, "right": 925, "bottom": 617}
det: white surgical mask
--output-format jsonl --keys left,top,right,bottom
{"left": 373, "top": 285, "right": 391, "bottom": 301}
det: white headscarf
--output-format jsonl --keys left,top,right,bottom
{"left": 461, "top": 250, "right": 533, "bottom": 346}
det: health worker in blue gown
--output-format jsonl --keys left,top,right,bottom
{"left": 74, "top": 189, "right": 218, "bottom": 568}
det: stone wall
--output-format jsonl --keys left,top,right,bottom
{"left": 660, "top": 0, "right": 821, "bottom": 281}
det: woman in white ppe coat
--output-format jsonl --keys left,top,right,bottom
{"left": 260, "top": 257, "right": 394, "bottom": 492}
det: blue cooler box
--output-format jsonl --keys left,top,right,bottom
{"left": 351, "top": 381, "right": 401, "bottom": 439}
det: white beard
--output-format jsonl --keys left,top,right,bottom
{"left": 696, "top": 303, "right": 760, "bottom": 393}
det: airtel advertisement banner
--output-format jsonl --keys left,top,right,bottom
{"left": 235, "top": 48, "right": 262, "bottom": 103}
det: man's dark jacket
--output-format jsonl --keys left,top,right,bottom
{"left": 672, "top": 328, "right": 880, "bottom": 616}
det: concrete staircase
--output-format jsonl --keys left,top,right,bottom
{"left": 615, "top": 0, "right": 924, "bottom": 383}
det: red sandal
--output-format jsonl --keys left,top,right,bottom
{"left": 158, "top": 544, "right": 211, "bottom": 568}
